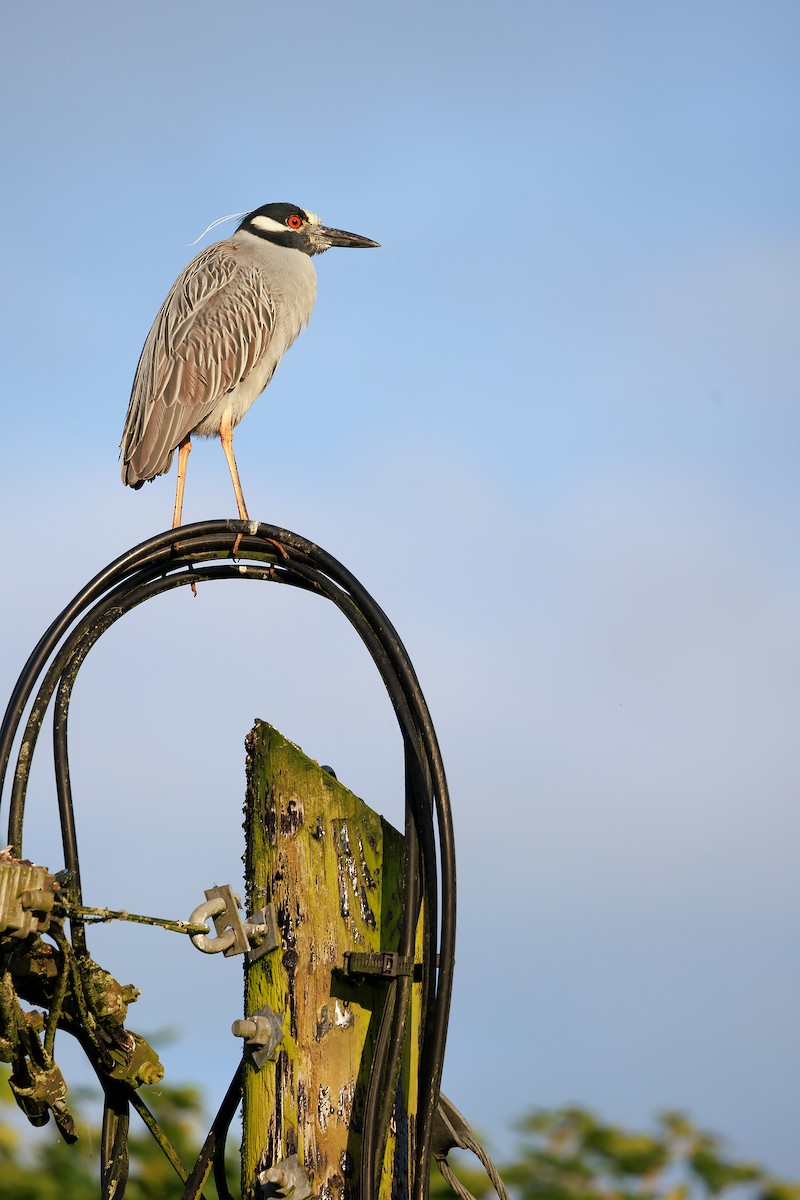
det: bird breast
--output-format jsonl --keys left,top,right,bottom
{"left": 192, "top": 234, "right": 318, "bottom": 437}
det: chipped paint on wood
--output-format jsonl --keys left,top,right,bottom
{"left": 242, "top": 721, "right": 419, "bottom": 1200}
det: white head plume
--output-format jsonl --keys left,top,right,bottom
{"left": 187, "top": 211, "right": 248, "bottom": 246}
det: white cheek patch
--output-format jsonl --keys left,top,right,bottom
{"left": 251, "top": 214, "right": 293, "bottom": 235}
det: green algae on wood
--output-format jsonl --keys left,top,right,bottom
{"left": 242, "top": 720, "right": 420, "bottom": 1200}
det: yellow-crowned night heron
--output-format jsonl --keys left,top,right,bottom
{"left": 120, "top": 203, "right": 379, "bottom": 527}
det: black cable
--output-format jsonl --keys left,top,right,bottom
{"left": 0, "top": 519, "right": 457, "bottom": 1200}
{"left": 39, "top": 550, "right": 438, "bottom": 1200}
{"left": 182, "top": 1063, "right": 243, "bottom": 1200}
{"left": 360, "top": 977, "right": 399, "bottom": 1200}
{"left": 360, "top": 737, "right": 426, "bottom": 1200}
{"left": 100, "top": 1081, "right": 130, "bottom": 1200}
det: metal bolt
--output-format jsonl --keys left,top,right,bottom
{"left": 255, "top": 1156, "right": 312, "bottom": 1199}
{"left": 136, "top": 1061, "right": 163, "bottom": 1086}
{"left": 20, "top": 889, "right": 56, "bottom": 913}
{"left": 231, "top": 1007, "right": 285, "bottom": 1066}
{"left": 232, "top": 1018, "right": 258, "bottom": 1040}
{"left": 263, "top": 1167, "right": 290, "bottom": 1193}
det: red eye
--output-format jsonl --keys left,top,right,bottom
{"left": 286, "top": 214, "right": 303, "bottom": 229}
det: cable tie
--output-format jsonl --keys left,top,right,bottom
{"left": 341, "top": 951, "right": 414, "bottom": 980}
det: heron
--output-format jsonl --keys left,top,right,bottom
{"left": 120, "top": 202, "right": 379, "bottom": 527}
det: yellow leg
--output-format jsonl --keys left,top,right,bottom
{"left": 172, "top": 437, "right": 192, "bottom": 529}
{"left": 220, "top": 412, "right": 249, "bottom": 521}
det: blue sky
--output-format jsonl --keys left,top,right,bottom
{"left": 2, "top": 0, "right": 800, "bottom": 1180}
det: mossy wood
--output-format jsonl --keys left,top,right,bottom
{"left": 242, "top": 720, "right": 419, "bottom": 1200}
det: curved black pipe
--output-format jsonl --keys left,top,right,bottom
{"left": 0, "top": 520, "right": 456, "bottom": 1200}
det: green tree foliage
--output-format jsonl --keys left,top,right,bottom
{"left": 494, "top": 1108, "right": 800, "bottom": 1200}
{"left": 0, "top": 1064, "right": 236, "bottom": 1199}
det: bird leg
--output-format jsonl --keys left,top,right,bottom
{"left": 219, "top": 412, "right": 250, "bottom": 521}
{"left": 172, "top": 436, "right": 192, "bottom": 529}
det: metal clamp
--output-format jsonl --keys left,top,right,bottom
{"left": 189, "top": 892, "right": 236, "bottom": 955}
{"left": 189, "top": 886, "right": 280, "bottom": 958}
{"left": 0, "top": 856, "right": 59, "bottom": 939}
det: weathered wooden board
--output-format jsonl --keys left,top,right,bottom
{"left": 242, "top": 721, "right": 419, "bottom": 1200}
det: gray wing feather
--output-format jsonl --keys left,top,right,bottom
{"left": 120, "top": 242, "right": 276, "bottom": 484}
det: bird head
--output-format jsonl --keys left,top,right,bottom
{"left": 238, "top": 203, "right": 380, "bottom": 255}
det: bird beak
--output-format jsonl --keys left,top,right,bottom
{"left": 312, "top": 224, "right": 381, "bottom": 251}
